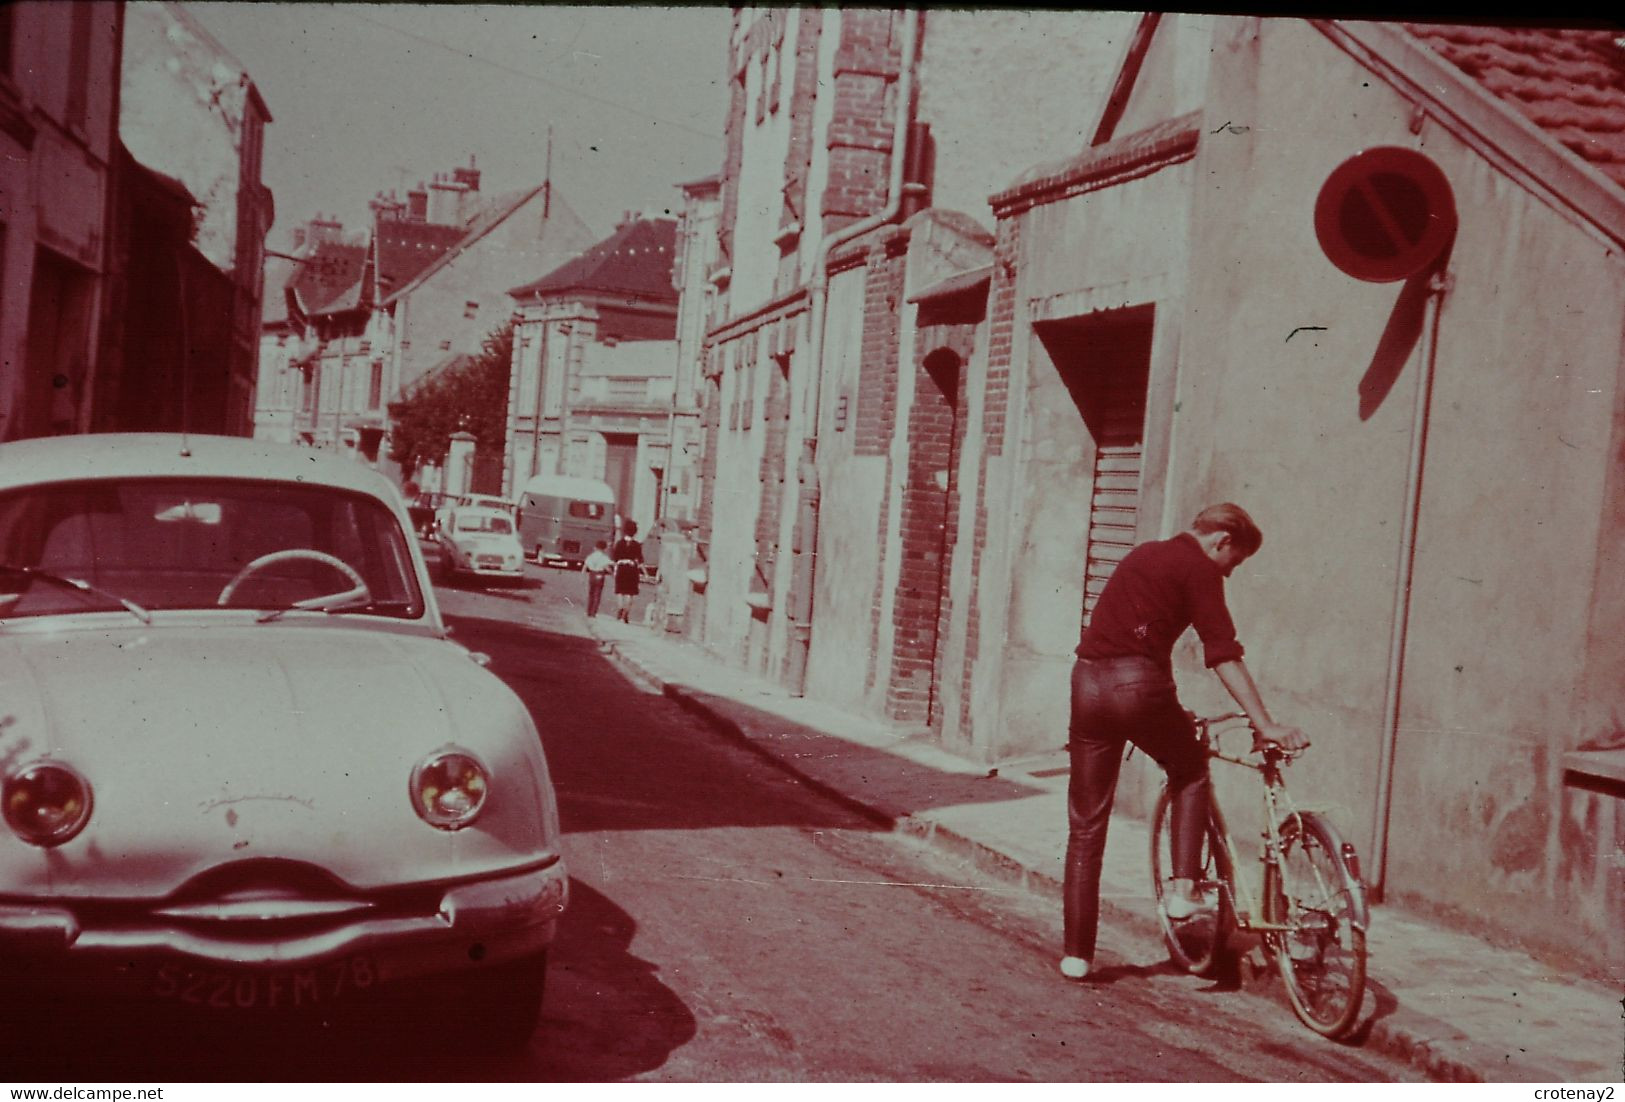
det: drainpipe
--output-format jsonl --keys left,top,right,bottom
{"left": 1368, "top": 266, "right": 1452, "bottom": 901}
{"left": 787, "top": 9, "right": 924, "bottom": 696}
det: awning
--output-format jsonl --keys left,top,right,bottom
{"left": 907, "top": 263, "right": 993, "bottom": 305}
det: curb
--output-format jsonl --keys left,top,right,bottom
{"left": 598, "top": 636, "right": 1568, "bottom": 1084}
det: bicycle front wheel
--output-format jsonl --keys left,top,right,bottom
{"left": 1150, "top": 787, "right": 1232, "bottom": 976}
{"left": 1270, "top": 812, "right": 1368, "bottom": 1038}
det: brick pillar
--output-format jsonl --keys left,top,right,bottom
{"left": 852, "top": 236, "right": 907, "bottom": 696}
{"left": 754, "top": 354, "right": 791, "bottom": 592}
{"left": 887, "top": 322, "right": 974, "bottom": 728}
{"left": 961, "top": 217, "right": 1022, "bottom": 738}
{"left": 820, "top": 11, "right": 902, "bottom": 237}
{"left": 777, "top": 8, "right": 824, "bottom": 290}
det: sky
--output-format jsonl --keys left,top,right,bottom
{"left": 189, "top": 2, "right": 734, "bottom": 251}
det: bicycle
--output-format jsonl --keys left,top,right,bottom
{"left": 1149, "top": 712, "right": 1370, "bottom": 1038}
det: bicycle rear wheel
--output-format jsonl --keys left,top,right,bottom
{"left": 1269, "top": 812, "right": 1368, "bottom": 1038}
{"left": 1150, "top": 787, "right": 1232, "bottom": 976}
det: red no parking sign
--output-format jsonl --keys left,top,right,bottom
{"left": 1315, "top": 147, "right": 1457, "bottom": 282}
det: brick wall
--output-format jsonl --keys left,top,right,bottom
{"left": 960, "top": 216, "right": 1021, "bottom": 737}
{"left": 886, "top": 324, "right": 972, "bottom": 726}
{"left": 697, "top": 360, "right": 722, "bottom": 541}
{"left": 821, "top": 11, "right": 902, "bottom": 237}
{"left": 776, "top": 9, "right": 824, "bottom": 291}
{"left": 852, "top": 237, "right": 906, "bottom": 459}
{"left": 753, "top": 355, "right": 791, "bottom": 590}
{"left": 850, "top": 235, "right": 907, "bottom": 695}
{"left": 983, "top": 218, "right": 1020, "bottom": 457}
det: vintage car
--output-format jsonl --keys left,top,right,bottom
{"left": 0, "top": 434, "right": 567, "bottom": 1046}
{"left": 516, "top": 474, "right": 615, "bottom": 571}
{"left": 435, "top": 506, "right": 526, "bottom": 585}
{"left": 464, "top": 494, "right": 514, "bottom": 515}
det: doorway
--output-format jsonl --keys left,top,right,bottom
{"left": 1035, "top": 304, "right": 1154, "bottom": 628}
{"left": 603, "top": 432, "right": 639, "bottom": 528}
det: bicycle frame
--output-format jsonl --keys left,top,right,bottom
{"left": 1199, "top": 716, "right": 1371, "bottom": 939}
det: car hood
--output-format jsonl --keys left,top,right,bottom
{"left": 0, "top": 624, "right": 560, "bottom": 899}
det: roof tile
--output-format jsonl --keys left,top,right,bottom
{"left": 290, "top": 242, "right": 367, "bottom": 317}
{"left": 374, "top": 220, "right": 466, "bottom": 298}
{"left": 1408, "top": 22, "right": 1625, "bottom": 191}
{"left": 508, "top": 217, "right": 678, "bottom": 303}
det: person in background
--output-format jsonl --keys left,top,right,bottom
{"left": 583, "top": 540, "right": 613, "bottom": 619}
{"left": 611, "top": 520, "right": 644, "bottom": 624}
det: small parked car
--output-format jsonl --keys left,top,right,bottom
{"left": 0, "top": 434, "right": 566, "bottom": 1047}
{"left": 435, "top": 506, "right": 526, "bottom": 586}
{"left": 464, "top": 494, "right": 515, "bottom": 515}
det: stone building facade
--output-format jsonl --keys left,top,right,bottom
{"left": 103, "top": 0, "right": 272, "bottom": 436}
{"left": 504, "top": 214, "right": 679, "bottom": 538}
{"left": 0, "top": 1, "right": 124, "bottom": 440}
{"left": 683, "top": 11, "right": 1625, "bottom": 977}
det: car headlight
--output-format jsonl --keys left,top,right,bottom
{"left": 410, "top": 749, "right": 489, "bottom": 831}
{"left": 4, "top": 761, "right": 93, "bottom": 846}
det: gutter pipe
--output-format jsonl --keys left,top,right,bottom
{"left": 1368, "top": 266, "right": 1452, "bottom": 900}
{"left": 787, "top": 9, "right": 924, "bottom": 696}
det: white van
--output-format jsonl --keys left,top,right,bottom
{"left": 517, "top": 474, "right": 615, "bottom": 569}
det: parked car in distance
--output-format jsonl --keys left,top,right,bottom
{"left": 435, "top": 506, "right": 526, "bottom": 586}
{"left": 517, "top": 474, "right": 614, "bottom": 570}
{"left": 0, "top": 434, "right": 566, "bottom": 1048}
{"left": 464, "top": 494, "right": 514, "bottom": 515}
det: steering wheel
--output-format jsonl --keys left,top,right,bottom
{"left": 217, "top": 549, "right": 371, "bottom": 609}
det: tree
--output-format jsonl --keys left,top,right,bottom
{"left": 388, "top": 322, "right": 513, "bottom": 475}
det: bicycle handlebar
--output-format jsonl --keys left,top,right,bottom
{"left": 1192, "top": 712, "right": 1303, "bottom": 767}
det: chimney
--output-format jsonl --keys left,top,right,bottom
{"left": 452, "top": 154, "right": 481, "bottom": 194}
{"left": 406, "top": 184, "right": 428, "bottom": 222}
{"left": 307, "top": 214, "right": 343, "bottom": 247}
{"left": 369, "top": 189, "right": 406, "bottom": 223}
{"left": 428, "top": 170, "right": 471, "bottom": 225}
{"left": 901, "top": 121, "right": 934, "bottom": 218}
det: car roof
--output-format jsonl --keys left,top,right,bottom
{"left": 450, "top": 506, "right": 513, "bottom": 520}
{"left": 519, "top": 473, "right": 615, "bottom": 502}
{"left": 0, "top": 434, "right": 402, "bottom": 502}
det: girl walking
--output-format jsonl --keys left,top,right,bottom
{"left": 611, "top": 520, "right": 644, "bottom": 623}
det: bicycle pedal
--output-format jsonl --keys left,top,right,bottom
{"left": 1285, "top": 934, "right": 1322, "bottom": 963}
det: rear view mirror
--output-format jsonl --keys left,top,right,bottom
{"left": 154, "top": 501, "right": 222, "bottom": 525}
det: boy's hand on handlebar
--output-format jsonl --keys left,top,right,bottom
{"left": 1252, "top": 722, "right": 1310, "bottom": 754}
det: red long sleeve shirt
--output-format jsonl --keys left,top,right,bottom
{"left": 1075, "top": 532, "right": 1245, "bottom": 671}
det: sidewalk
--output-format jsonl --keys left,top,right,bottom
{"left": 587, "top": 617, "right": 1621, "bottom": 1084}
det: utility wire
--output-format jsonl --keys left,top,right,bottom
{"left": 343, "top": 9, "right": 720, "bottom": 142}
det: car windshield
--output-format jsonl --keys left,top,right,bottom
{"left": 0, "top": 477, "right": 425, "bottom": 620}
{"left": 454, "top": 513, "right": 513, "bottom": 535}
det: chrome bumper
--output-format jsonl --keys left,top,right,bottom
{"left": 0, "top": 860, "right": 568, "bottom": 981}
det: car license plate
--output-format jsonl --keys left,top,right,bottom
{"left": 152, "top": 955, "right": 380, "bottom": 1010}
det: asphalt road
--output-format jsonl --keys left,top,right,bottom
{"left": 5, "top": 561, "right": 1422, "bottom": 1082}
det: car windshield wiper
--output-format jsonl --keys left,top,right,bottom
{"left": 0, "top": 564, "right": 153, "bottom": 624}
{"left": 255, "top": 597, "right": 407, "bottom": 624}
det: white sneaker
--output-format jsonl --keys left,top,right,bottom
{"left": 1164, "top": 888, "right": 1218, "bottom": 921}
{"left": 1058, "top": 956, "right": 1091, "bottom": 980}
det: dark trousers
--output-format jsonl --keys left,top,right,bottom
{"left": 1064, "top": 656, "right": 1210, "bottom": 961}
{"left": 586, "top": 573, "right": 607, "bottom": 617}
